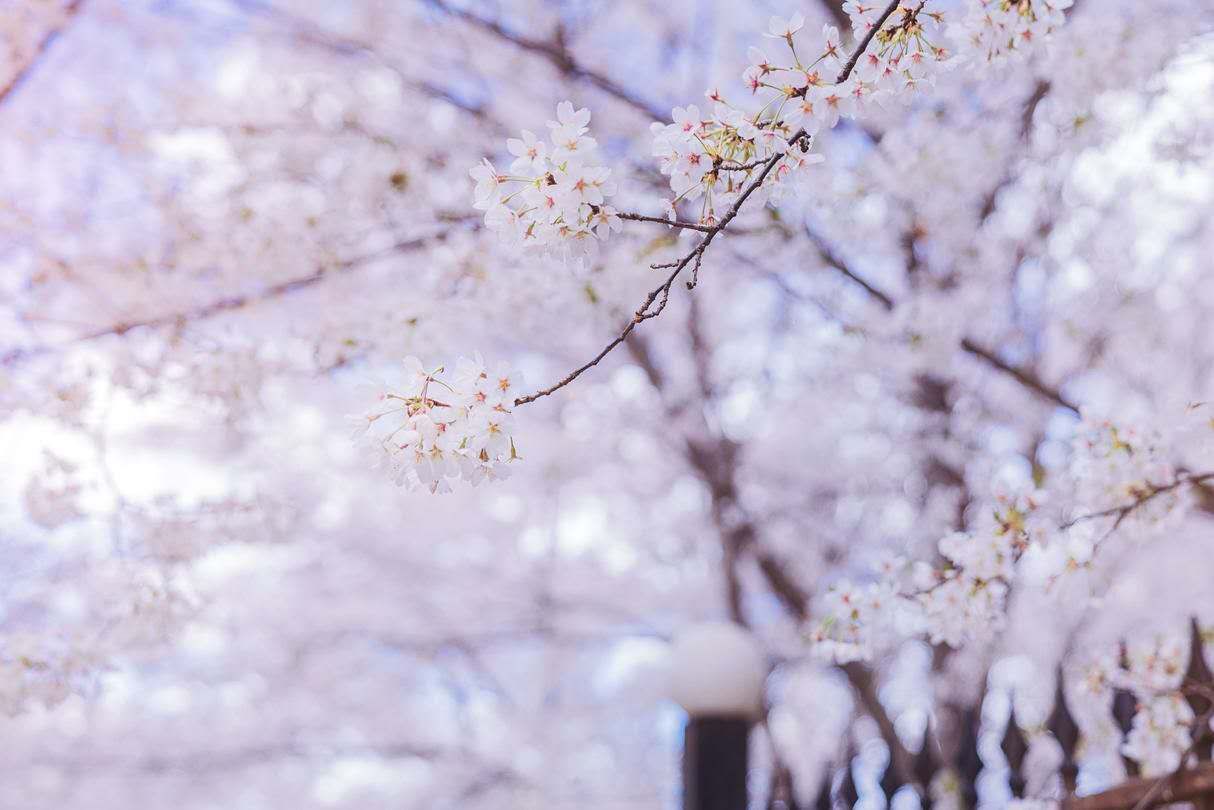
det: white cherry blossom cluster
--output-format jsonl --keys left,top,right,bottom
{"left": 812, "top": 487, "right": 1044, "bottom": 661}
{"left": 651, "top": 5, "right": 953, "bottom": 224}
{"left": 810, "top": 410, "right": 1211, "bottom": 662}
{"left": 920, "top": 486, "right": 1048, "bottom": 645}
{"left": 0, "top": 633, "right": 90, "bottom": 716}
{"left": 1116, "top": 632, "right": 1206, "bottom": 776}
{"left": 848, "top": 3, "right": 952, "bottom": 98}
{"left": 1122, "top": 693, "right": 1194, "bottom": 775}
{"left": 470, "top": 102, "right": 620, "bottom": 260}
{"left": 1078, "top": 632, "right": 1199, "bottom": 777}
{"left": 1121, "top": 633, "right": 1190, "bottom": 693}
{"left": 809, "top": 578, "right": 902, "bottom": 663}
{"left": 1034, "top": 413, "right": 1207, "bottom": 583}
{"left": 1070, "top": 416, "right": 1181, "bottom": 518}
{"left": 354, "top": 356, "right": 523, "bottom": 493}
{"left": 918, "top": 574, "right": 1010, "bottom": 648}
{"left": 468, "top": 3, "right": 1075, "bottom": 242}
{"left": 954, "top": 0, "right": 1074, "bottom": 64}
{"left": 21, "top": 450, "right": 87, "bottom": 530}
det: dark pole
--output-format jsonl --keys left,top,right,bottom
{"left": 683, "top": 716, "right": 751, "bottom": 810}
{"left": 670, "top": 622, "right": 765, "bottom": 810}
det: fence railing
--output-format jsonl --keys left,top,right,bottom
{"left": 781, "top": 618, "right": 1214, "bottom": 810}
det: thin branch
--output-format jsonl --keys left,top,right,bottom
{"left": 512, "top": 0, "right": 904, "bottom": 407}
{"left": 837, "top": 1, "right": 904, "bottom": 83}
{"left": 719, "top": 157, "right": 771, "bottom": 172}
{"left": 0, "top": 0, "right": 87, "bottom": 108}
{"left": 1059, "top": 472, "right": 1214, "bottom": 531}
{"left": 959, "top": 337, "right": 1078, "bottom": 414}
{"left": 804, "top": 226, "right": 896, "bottom": 310}
{"left": 618, "top": 211, "right": 715, "bottom": 233}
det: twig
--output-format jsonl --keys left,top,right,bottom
{"left": 617, "top": 211, "right": 715, "bottom": 233}
{"left": 718, "top": 157, "right": 770, "bottom": 171}
{"left": 1059, "top": 472, "right": 1214, "bottom": 531}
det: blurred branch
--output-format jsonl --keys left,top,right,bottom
{"left": 0, "top": 0, "right": 87, "bottom": 108}
{"left": 977, "top": 79, "right": 1053, "bottom": 222}
{"left": 423, "top": 0, "right": 667, "bottom": 121}
{"left": 1, "top": 221, "right": 475, "bottom": 367}
{"left": 803, "top": 226, "right": 896, "bottom": 310}
{"left": 798, "top": 221, "right": 1079, "bottom": 414}
{"left": 958, "top": 337, "right": 1078, "bottom": 413}
{"left": 233, "top": 0, "right": 496, "bottom": 124}
{"left": 1020, "top": 79, "right": 1051, "bottom": 140}
{"left": 842, "top": 661, "right": 919, "bottom": 789}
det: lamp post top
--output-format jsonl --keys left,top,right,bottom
{"left": 669, "top": 621, "right": 766, "bottom": 720}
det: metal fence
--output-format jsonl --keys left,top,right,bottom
{"left": 790, "top": 618, "right": 1214, "bottom": 810}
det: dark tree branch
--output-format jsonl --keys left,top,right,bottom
{"left": 959, "top": 337, "right": 1078, "bottom": 414}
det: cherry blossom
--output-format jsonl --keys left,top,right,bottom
{"left": 353, "top": 356, "right": 523, "bottom": 493}
{"left": 471, "top": 102, "right": 619, "bottom": 258}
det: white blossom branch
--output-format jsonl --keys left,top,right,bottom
{"left": 512, "top": 0, "right": 905, "bottom": 407}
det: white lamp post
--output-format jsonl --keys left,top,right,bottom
{"left": 670, "top": 622, "right": 766, "bottom": 810}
